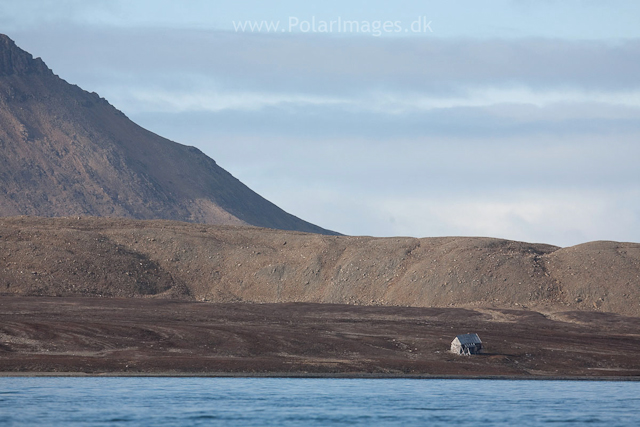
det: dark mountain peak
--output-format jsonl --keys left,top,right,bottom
{"left": 0, "top": 34, "right": 51, "bottom": 76}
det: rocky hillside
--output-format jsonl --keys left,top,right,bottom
{"left": 2, "top": 217, "right": 638, "bottom": 316}
{"left": 0, "top": 34, "right": 336, "bottom": 235}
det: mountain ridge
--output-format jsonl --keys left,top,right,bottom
{"left": 0, "top": 34, "right": 52, "bottom": 76}
{"left": 0, "top": 34, "right": 338, "bottom": 235}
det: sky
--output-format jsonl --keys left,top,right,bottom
{"left": 2, "top": 0, "right": 639, "bottom": 246}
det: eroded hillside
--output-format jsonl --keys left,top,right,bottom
{"left": 2, "top": 217, "right": 639, "bottom": 316}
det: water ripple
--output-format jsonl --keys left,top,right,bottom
{"left": 0, "top": 378, "right": 638, "bottom": 426}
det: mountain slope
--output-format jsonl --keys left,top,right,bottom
{"left": 0, "top": 34, "right": 337, "bottom": 235}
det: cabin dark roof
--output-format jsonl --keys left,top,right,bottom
{"left": 454, "top": 333, "right": 482, "bottom": 345}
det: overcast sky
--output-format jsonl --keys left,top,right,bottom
{"left": 3, "top": 0, "right": 639, "bottom": 246}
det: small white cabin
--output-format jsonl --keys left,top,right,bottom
{"left": 451, "top": 333, "right": 483, "bottom": 355}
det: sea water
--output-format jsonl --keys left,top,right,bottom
{"left": 1, "top": 378, "right": 639, "bottom": 426}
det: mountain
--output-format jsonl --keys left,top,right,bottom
{"left": 0, "top": 34, "right": 337, "bottom": 235}
{"left": 2, "top": 217, "right": 639, "bottom": 317}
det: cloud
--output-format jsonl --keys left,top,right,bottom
{"left": 131, "top": 102, "right": 640, "bottom": 143}
{"left": 374, "top": 189, "right": 640, "bottom": 245}
{"left": 103, "top": 85, "right": 640, "bottom": 116}
{"left": 10, "top": 27, "right": 640, "bottom": 97}
{"left": 124, "top": 89, "right": 348, "bottom": 113}
{"left": 4, "top": 24, "right": 640, "bottom": 245}
{"left": 257, "top": 184, "right": 640, "bottom": 246}
{"left": 13, "top": 26, "right": 640, "bottom": 140}
{"left": 0, "top": 0, "right": 115, "bottom": 29}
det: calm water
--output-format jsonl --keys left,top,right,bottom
{"left": 1, "top": 378, "right": 639, "bottom": 426}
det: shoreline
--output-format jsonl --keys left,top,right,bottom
{"left": 2, "top": 372, "right": 639, "bottom": 381}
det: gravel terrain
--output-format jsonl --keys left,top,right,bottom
{"left": 2, "top": 217, "right": 639, "bottom": 316}
{"left": 2, "top": 297, "right": 639, "bottom": 377}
